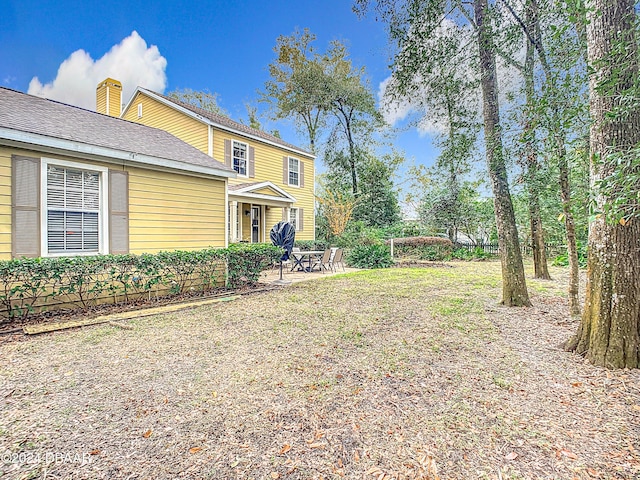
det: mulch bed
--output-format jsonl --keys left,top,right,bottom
{"left": 0, "top": 283, "right": 280, "bottom": 338}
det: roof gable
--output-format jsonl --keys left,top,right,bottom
{"left": 228, "top": 181, "right": 297, "bottom": 204}
{"left": 123, "top": 87, "right": 314, "bottom": 159}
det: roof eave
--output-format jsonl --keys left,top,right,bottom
{"left": 0, "top": 127, "right": 237, "bottom": 180}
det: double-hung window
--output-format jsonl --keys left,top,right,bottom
{"left": 43, "top": 159, "right": 108, "bottom": 255}
{"left": 288, "top": 157, "right": 299, "bottom": 186}
{"left": 233, "top": 141, "right": 247, "bottom": 176}
{"left": 289, "top": 208, "right": 298, "bottom": 230}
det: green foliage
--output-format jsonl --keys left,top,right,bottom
{"left": 0, "top": 244, "right": 281, "bottom": 322}
{"left": 448, "top": 247, "right": 496, "bottom": 261}
{"left": 352, "top": 152, "right": 402, "bottom": 227}
{"left": 378, "top": 222, "right": 434, "bottom": 239}
{"left": 221, "top": 243, "right": 282, "bottom": 289}
{"left": 391, "top": 236, "right": 453, "bottom": 261}
{"left": 552, "top": 241, "right": 588, "bottom": 268}
{"left": 167, "top": 88, "right": 228, "bottom": 117}
{"left": 595, "top": 146, "right": 640, "bottom": 224}
{"left": 333, "top": 220, "right": 384, "bottom": 248}
{"left": 294, "top": 239, "right": 330, "bottom": 251}
{"left": 418, "top": 176, "right": 496, "bottom": 244}
{"left": 346, "top": 244, "right": 394, "bottom": 269}
{"left": 0, "top": 257, "right": 59, "bottom": 319}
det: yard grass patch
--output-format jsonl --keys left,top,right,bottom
{"left": 0, "top": 260, "right": 637, "bottom": 479}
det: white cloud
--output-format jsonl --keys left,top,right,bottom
{"left": 28, "top": 31, "right": 167, "bottom": 111}
{"left": 378, "top": 16, "right": 525, "bottom": 139}
{"left": 378, "top": 77, "right": 415, "bottom": 126}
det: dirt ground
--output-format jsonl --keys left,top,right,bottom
{"left": 0, "top": 261, "right": 638, "bottom": 480}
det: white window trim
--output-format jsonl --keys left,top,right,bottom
{"left": 288, "top": 157, "right": 300, "bottom": 187}
{"left": 232, "top": 140, "right": 249, "bottom": 178}
{"left": 289, "top": 207, "right": 299, "bottom": 230}
{"left": 137, "top": 103, "right": 143, "bottom": 118}
{"left": 40, "top": 158, "right": 109, "bottom": 257}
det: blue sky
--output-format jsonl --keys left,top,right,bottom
{"left": 1, "top": 0, "right": 441, "bottom": 207}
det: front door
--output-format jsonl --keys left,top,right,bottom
{"left": 251, "top": 206, "right": 260, "bottom": 243}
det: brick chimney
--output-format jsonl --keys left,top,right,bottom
{"left": 96, "top": 78, "right": 122, "bottom": 117}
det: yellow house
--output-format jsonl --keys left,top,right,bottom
{"left": 114, "top": 80, "right": 316, "bottom": 243}
{"left": 0, "top": 86, "right": 235, "bottom": 260}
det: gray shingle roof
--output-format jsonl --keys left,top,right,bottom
{"left": 0, "top": 87, "right": 235, "bottom": 176}
{"left": 143, "top": 89, "right": 314, "bottom": 158}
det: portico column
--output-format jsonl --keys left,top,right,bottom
{"left": 230, "top": 201, "right": 238, "bottom": 243}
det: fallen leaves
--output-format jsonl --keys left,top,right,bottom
{"left": 188, "top": 447, "right": 202, "bottom": 454}
{"left": 505, "top": 452, "right": 518, "bottom": 461}
{"left": 279, "top": 443, "right": 291, "bottom": 454}
{"left": 555, "top": 447, "right": 578, "bottom": 460}
{"left": 142, "top": 429, "right": 152, "bottom": 438}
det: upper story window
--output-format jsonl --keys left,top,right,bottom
{"left": 43, "top": 159, "right": 108, "bottom": 255}
{"left": 233, "top": 141, "right": 248, "bottom": 176}
{"left": 288, "top": 157, "right": 299, "bottom": 186}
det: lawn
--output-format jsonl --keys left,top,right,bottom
{"left": 0, "top": 261, "right": 638, "bottom": 479}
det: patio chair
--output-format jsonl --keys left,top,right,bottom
{"left": 313, "top": 248, "right": 333, "bottom": 273}
{"left": 330, "top": 248, "right": 345, "bottom": 272}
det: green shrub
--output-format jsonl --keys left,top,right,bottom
{"left": 346, "top": 244, "right": 393, "bottom": 269}
{"left": 334, "top": 221, "right": 383, "bottom": 248}
{"left": 222, "top": 243, "right": 282, "bottom": 288}
{"left": 0, "top": 243, "right": 281, "bottom": 322}
{"left": 389, "top": 236, "right": 453, "bottom": 261}
{"left": 552, "top": 241, "right": 588, "bottom": 268}
{"left": 0, "top": 257, "right": 59, "bottom": 319}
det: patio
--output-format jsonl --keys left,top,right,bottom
{"left": 261, "top": 260, "right": 359, "bottom": 284}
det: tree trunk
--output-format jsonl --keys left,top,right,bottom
{"left": 557, "top": 143, "right": 581, "bottom": 315}
{"left": 522, "top": 3, "right": 550, "bottom": 280}
{"left": 529, "top": 196, "right": 550, "bottom": 279}
{"left": 475, "top": 0, "right": 531, "bottom": 306}
{"left": 565, "top": 0, "right": 640, "bottom": 368}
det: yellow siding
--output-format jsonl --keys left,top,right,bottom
{"left": 121, "top": 92, "right": 315, "bottom": 240}
{"left": 265, "top": 208, "right": 284, "bottom": 234}
{"left": 254, "top": 187, "right": 279, "bottom": 196}
{"left": 0, "top": 147, "right": 13, "bottom": 260}
{"left": 108, "top": 85, "right": 122, "bottom": 117}
{"left": 212, "top": 130, "right": 316, "bottom": 240}
{"left": 127, "top": 167, "right": 225, "bottom": 253}
{"left": 96, "top": 78, "right": 122, "bottom": 117}
{"left": 122, "top": 92, "right": 209, "bottom": 154}
{"left": 0, "top": 146, "right": 227, "bottom": 258}
{"left": 96, "top": 88, "right": 107, "bottom": 116}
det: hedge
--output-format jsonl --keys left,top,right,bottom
{"left": 387, "top": 236, "right": 454, "bottom": 261}
{"left": 0, "top": 243, "right": 282, "bottom": 322}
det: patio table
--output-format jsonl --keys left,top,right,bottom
{"left": 290, "top": 250, "right": 324, "bottom": 272}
